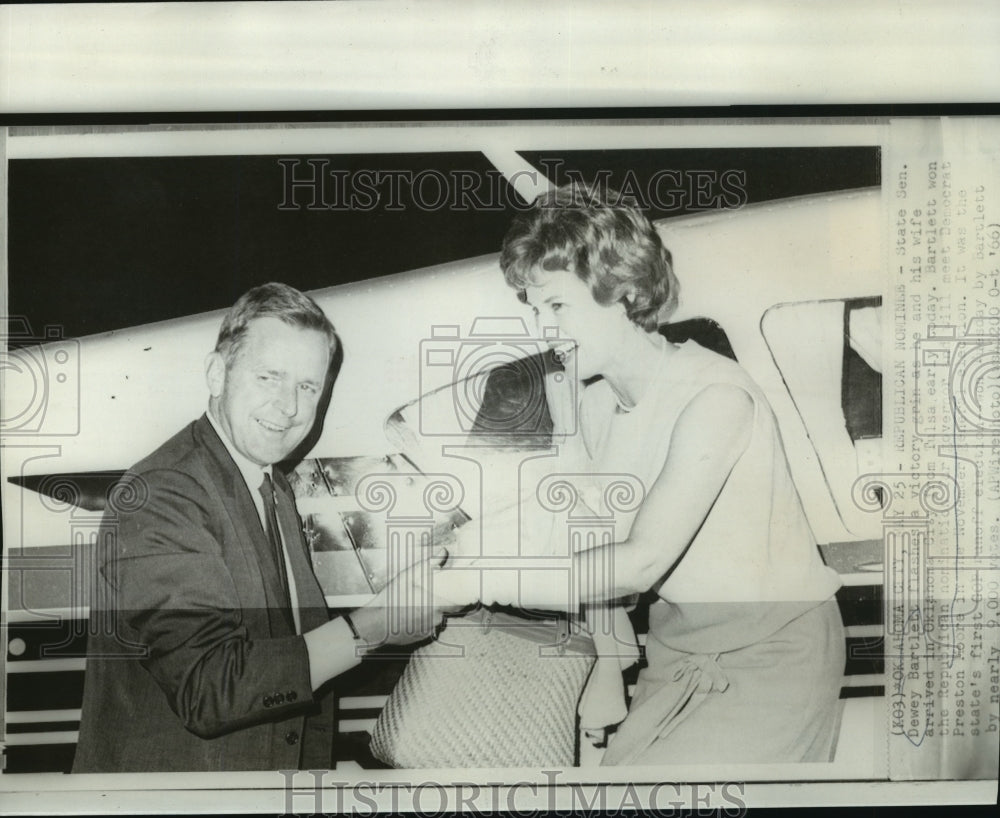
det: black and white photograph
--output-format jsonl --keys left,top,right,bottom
{"left": 0, "top": 120, "right": 926, "bottom": 779}
{"left": 1, "top": 3, "right": 999, "bottom": 815}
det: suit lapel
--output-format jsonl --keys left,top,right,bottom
{"left": 195, "top": 416, "right": 296, "bottom": 635}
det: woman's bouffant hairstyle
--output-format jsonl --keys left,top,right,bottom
{"left": 499, "top": 183, "right": 679, "bottom": 330}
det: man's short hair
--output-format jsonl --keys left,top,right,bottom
{"left": 214, "top": 282, "right": 338, "bottom": 365}
{"left": 499, "top": 183, "right": 679, "bottom": 331}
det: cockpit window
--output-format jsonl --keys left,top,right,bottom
{"left": 842, "top": 297, "right": 883, "bottom": 441}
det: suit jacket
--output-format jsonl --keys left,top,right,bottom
{"left": 73, "top": 415, "right": 335, "bottom": 772}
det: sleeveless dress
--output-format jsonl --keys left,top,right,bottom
{"left": 570, "top": 339, "right": 846, "bottom": 765}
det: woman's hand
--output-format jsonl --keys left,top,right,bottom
{"left": 352, "top": 550, "right": 464, "bottom": 647}
{"left": 436, "top": 503, "right": 574, "bottom": 611}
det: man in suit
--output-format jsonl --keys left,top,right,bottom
{"left": 73, "top": 283, "right": 451, "bottom": 772}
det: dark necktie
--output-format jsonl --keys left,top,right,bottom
{"left": 259, "top": 472, "right": 292, "bottom": 609}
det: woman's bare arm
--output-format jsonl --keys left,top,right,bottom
{"left": 573, "top": 382, "right": 754, "bottom": 601}
{"left": 435, "top": 382, "right": 755, "bottom": 609}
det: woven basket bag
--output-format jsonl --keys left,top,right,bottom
{"left": 370, "top": 610, "right": 595, "bottom": 768}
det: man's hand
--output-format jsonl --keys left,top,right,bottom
{"left": 350, "top": 550, "right": 466, "bottom": 649}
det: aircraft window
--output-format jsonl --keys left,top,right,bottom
{"left": 761, "top": 297, "right": 883, "bottom": 536}
{"left": 842, "top": 297, "right": 883, "bottom": 441}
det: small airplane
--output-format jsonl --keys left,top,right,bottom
{"left": 2, "top": 151, "right": 886, "bottom": 773}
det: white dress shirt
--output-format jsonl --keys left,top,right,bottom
{"left": 207, "top": 409, "right": 301, "bottom": 633}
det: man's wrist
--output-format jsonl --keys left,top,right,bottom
{"left": 303, "top": 617, "right": 365, "bottom": 690}
{"left": 346, "top": 605, "right": 385, "bottom": 649}
{"left": 341, "top": 611, "right": 362, "bottom": 640}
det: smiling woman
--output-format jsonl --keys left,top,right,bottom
{"left": 383, "top": 183, "right": 849, "bottom": 767}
